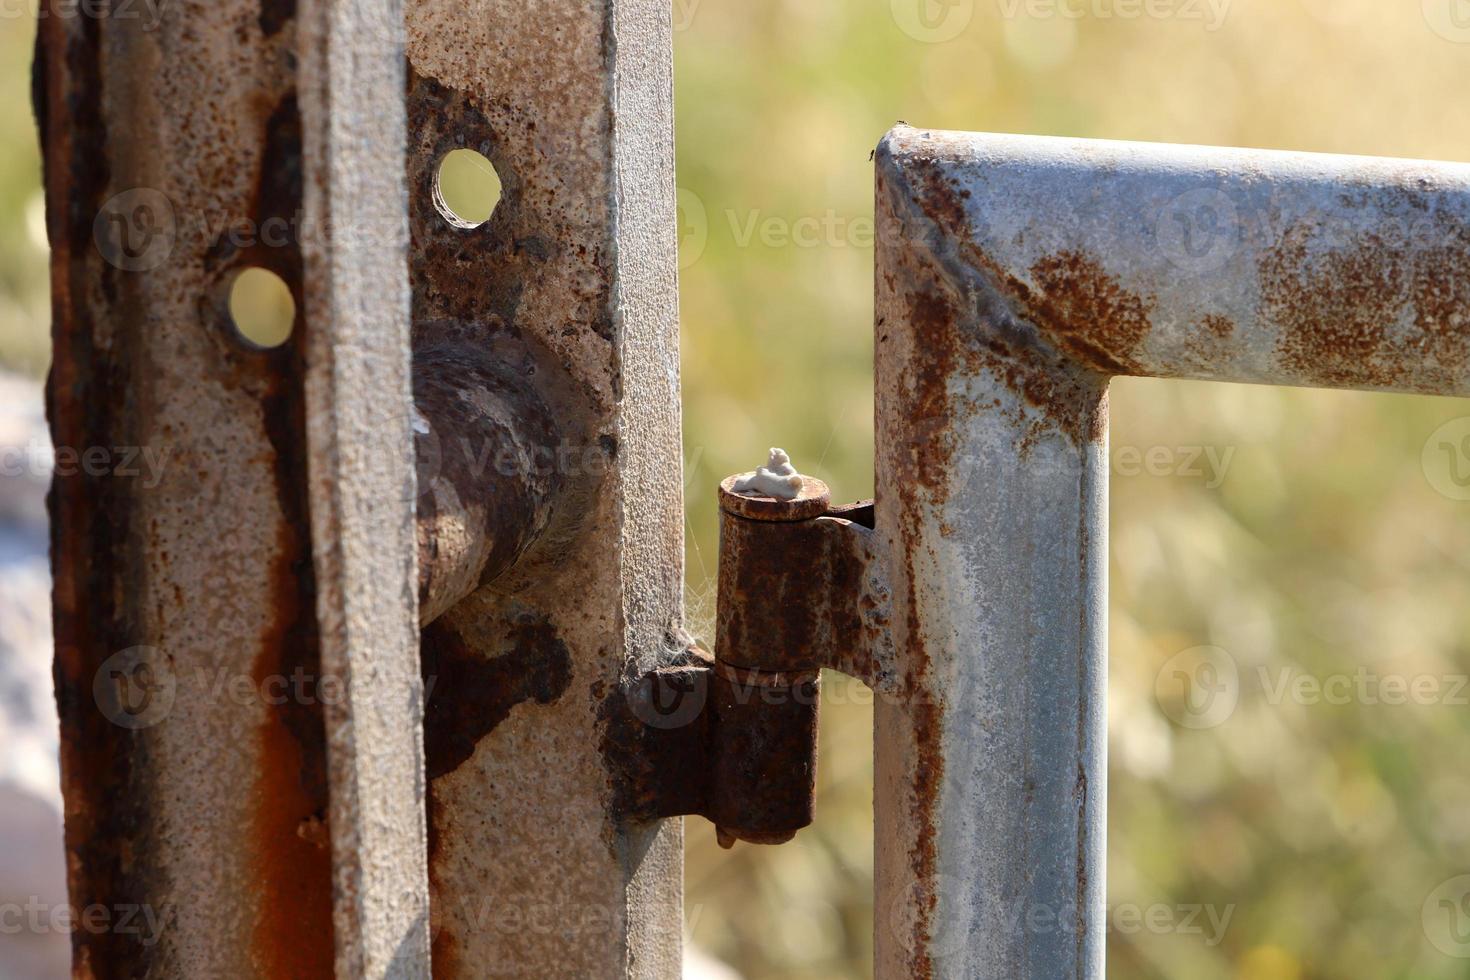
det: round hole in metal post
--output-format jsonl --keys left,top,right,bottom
{"left": 435, "top": 148, "right": 503, "bottom": 228}
{"left": 225, "top": 266, "right": 296, "bottom": 350}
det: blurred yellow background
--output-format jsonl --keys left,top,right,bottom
{"left": 6, "top": 1, "right": 1470, "bottom": 978}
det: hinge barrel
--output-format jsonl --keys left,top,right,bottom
{"left": 609, "top": 471, "right": 894, "bottom": 848}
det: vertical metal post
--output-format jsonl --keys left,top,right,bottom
{"left": 873, "top": 132, "right": 1108, "bottom": 979}
{"left": 42, "top": 0, "right": 683, "bottom": 972}
{"left": 404, "top": 0, "right": 683, "bottom": 975}
{"left": 298, "top": 1, "right": 430, "bottom": 974}
{"left": 39, "top": 0, "right": 427, "bottom": 974}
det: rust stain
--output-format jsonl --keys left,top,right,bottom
{"left": 247, "top": 497, "right": 333, "bottom": 979}
{"left": 247, "top": 88, "right": 334, "bottom": 978}
{"left": 42, "top": 5, "right": 165, "bottom": 972}
{"left": 600, "top": 666, "right": 705, "bottom": 826}
{"left": 1264, "top": 206, "right": 1470, "bottom": 390}
{"left": 900, "top": 524, "right": 944, "bottom": 978}
{"left": 205, "top": 93, "right": 304, "bottom": 281}
{"left": 422, "top": 615, "right": 573, "bottom": 972}
{"left": 880, "top": 165, "right": 948, "bottom": 968}
{"left": 900, "top": 155, "right": 1155, "bottom": 379}
{"left": 1027, "top": 250, "right": 1154, "bottom": 377}
{"left": 907, "top": 281, "right": 1107, "bottom": 456}
{"left": 1264, "top": 226, "right": 1406, "bottom": 387}
{"left": 425, "top": 790, "right": 457, "bottom": 976}
{"left": 1202, "top": 313, "right": 1233, "bottom": 339}
{"left": 897, "top": 160, "right": 1109, "bottom": 453}
{"left": 420, "top": 615, "right": 573, "bottom": 781}
{"left": 899, "top": 288, "right": 964, "bottom": 503}
{"left": 706, "top": 663, "right": 818, "bottom": 847}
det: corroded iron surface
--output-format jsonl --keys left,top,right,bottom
{"left": 37, "top": 0, "right": 432, "bottom": 973}
{"left": 884, "top": 126, "right": 1470, "bottom": 413}
{"left": 404, "top": 0, "right": 684, "bottom": 976}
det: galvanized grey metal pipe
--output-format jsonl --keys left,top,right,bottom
{"left": 872, "top": 124, "right": 1470, "bottom": 978}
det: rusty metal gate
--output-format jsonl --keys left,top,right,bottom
{"left": 33, "top": 0, "right": 1470, "bottom": 977}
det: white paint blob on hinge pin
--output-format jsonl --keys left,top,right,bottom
{"left": 731, "top": 448, "right": 805, "bottom": 500}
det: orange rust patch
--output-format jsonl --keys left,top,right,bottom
{"left": 901, "top": 289, "right": 966, "bottom": 504}
{"left": 1027, "top": 250, "right": 1154, "bottom": 377}
{"left": 249, "top": 462, "right": 333, "bottom": 979}
{"left": 1263, "top": 209, "right": 1470, "bottom": 391}
{"left": 894, "top": 161, "right": 1114, "bottom": 449}
{"left": 249, "top": 677, "right": 334, "bottom": 980}
{"left": 426, "top": 790, "right": 460, "bottom": 977}
{"left": 1263, "top": 227, "right": 1406, "bottom": 387}
{"left": 245, "top": 87, "right": 335, "bottom": 977}
{"left": 1203, "top": 313, "right": 1233, "bottom": 338}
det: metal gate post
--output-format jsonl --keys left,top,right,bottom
{"left": 873, "top": 126, "right": 1470, "bottom": 977}
{"left": 38, "top": 0, "right": 428, "bottom": 974}
{"left": 403, "top": 0, "right": 683, "bottom": 976}
{"left": 40, "top": 0, "right": 682, "bottom": 974}
{"left": 299, "top": 3, "right": 429, "bottom": 973}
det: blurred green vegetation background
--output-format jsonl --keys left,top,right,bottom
{"left": 3, "top": 1, "right": 1470, "bottom": 978}
{"left": 670, "top": 2, "right": 1470, "bottom": 979}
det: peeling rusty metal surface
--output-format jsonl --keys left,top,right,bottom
{"left": 884, "top": 126, "right": 1470, "bottom": 409}
{"left": 706, "top": 661, "right": 819, "bottom": 847}
{"left": 716, "top": 480, "right": 895, "bottom": 689}
{"left": 404, "top": 0, "right": 683, "bottom": 976}
{"left": 603, "top": 646, "right": 715, "bottom": 826}
{"left": 873, "top": 125, "right": 1470, "bottom": 978}
{"left": 40, "top": 0, "right": 346, "bottom": 973}
{"left": 700, "top": 482, "right": 892, "bottom": 847}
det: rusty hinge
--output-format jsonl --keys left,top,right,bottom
{"left": 606, "top": 454, "right": 896, "bottom": 847}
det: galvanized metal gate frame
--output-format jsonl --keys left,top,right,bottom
{"left": 874, "top": 125, "right": 1470, "bottom": 977}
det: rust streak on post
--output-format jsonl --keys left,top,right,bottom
{"left": 41, "top": 0, "right": 431, "bottom": 971}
